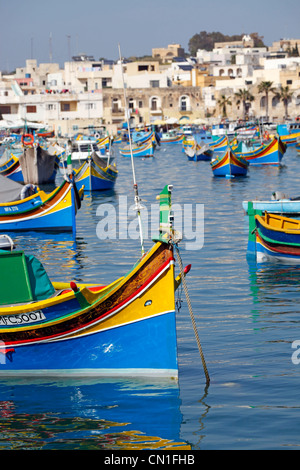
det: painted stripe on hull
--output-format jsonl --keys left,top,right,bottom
{"left": 0, "top": 310, "right": 178, "bottom": 377}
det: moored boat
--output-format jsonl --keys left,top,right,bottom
{"left": 0, "top": 154, "right": 24, "bottom": 182}
{"left": 247, "top": 203, "right": 300, "bottom": 263}
{"left": 233, "top": 136, "right": 286, "bottom": 165}
{"left": 0, "top": 174, "right": 82, "bottom": 235}
{"left": 0, "top": 185, "right": 188, "bottom": 378}
{"left": 160, "top": 132, "right": 184, "bottom": 144}
{"left": 184, "top": 142, "right": 213, "bottom": 161}
{"left": 243, "top": 192, "right": 300, "bottom": 215}
{"left": 211, "top": 147, "right": 248, "bottom": 177}
{"left": 119, "top": 139, "right": 154, "bottom": 157}
{"left": 73, "top": 154, "right": 118, "bottom": 191}
{"left": 209, "top": 135, "right": 228, "bottom": 152}
{"left": 19, "top": 137, "right": 59, "bottom": 184}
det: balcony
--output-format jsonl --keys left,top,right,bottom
{"left": 178, "top": 105, "right": 192, "bottom": 114}
{"left": 111, "top": 107, "right": 125, "bottom": 115}
{"left": 150, "top": 107, "right": 162, "bottom": 115}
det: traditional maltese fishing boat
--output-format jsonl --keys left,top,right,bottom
{"left": 0, "top": 46, "right": 210, "bottom": 382}
{"left": 0, "top": 174, "right": 82, "bottom": 235}
{"left": 73, "top": 154, "right": 118, "bottom": 191}
{"left": 211, "top": 147, "right": 248, "bottom": 177}
{"left": 0, "top": 185, "right": 188, "bottom": 378}
{"left": 247, "top": 203, "right": 300, "bottom": 263}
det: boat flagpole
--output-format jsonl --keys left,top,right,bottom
{"left": 118, "top": 43, "right": 145, "bottom": 256}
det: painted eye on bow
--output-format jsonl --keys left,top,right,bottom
{"left": 144, "top": 300, "right": 152, "bottom": 307}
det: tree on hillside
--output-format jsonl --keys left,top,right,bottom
{"left": 188, "top": 31, "right": 265, "bottom": 55}
{"left": 234, "top": 89, "right": 254, "bottom": 120}
{"left": 258, "top": 81, "right": 276, "bottom": 120}
{"left": 217, "top": 95, "right": 232, "bottom": 118}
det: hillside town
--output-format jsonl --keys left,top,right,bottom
{"left": 0, "top": 35, "right": 300, "bottom": 136}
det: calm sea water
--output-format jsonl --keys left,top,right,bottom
{"left": 1, "top": 141, "right": 300, "bottom": 450}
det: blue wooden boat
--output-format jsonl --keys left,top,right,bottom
{"left": 119, "top": 139, "right": 154, "bottom": 157}
{"left": 247, "top": 203, "right": 300, "bottom": 263}
{"left": 0, "top": 185, "right": 189, "bottom": 378}
{"left": 73, "top": 154, "right": 118, "bottom": 191}
{"left": 184, "top": 142, "right": 213, "bottom": 161}
{"left": 0, "top": 154, "right": 24, "bottom": 182}
{"left": 211, "top": 147, "right": 248, "bottom": 177}
{"left": 277, "top": 124, "right": 300, "bottom": 147}
{"left": 209, "top": 135, "right": 228, "bottom": 152}
{"left": 160, "top": 132, "right": 184, "bottom": 144}
{"left": 0, "top": 174, "right": 82, "bottom": 235}
{"left": 232, "top": 136, "right": 286, "bottom": 165}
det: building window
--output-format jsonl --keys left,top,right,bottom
{"left": 0, "top": 105, "right": 11, "bottom": 114}
{"left": 150, "top": 97, "right": 158, "bottom": 110}
{"left": 47, "top": 104, "right": 56, "bottom": 110}
{"left": 287, "top": 80, "right": 293, "bottom": 85}
{"left": 26, "top": 105, "right": 36, "bottom": 113}
{"left": 138, "top": 100, "right": 143, "bottom": 108}
{"left": 86, "top": 103, "right": 96, "bottom": 110}
{"left": 61, "top": 103, "right": 70, "bottom": 111}
{"left": 272, "top": 96, "right": 280, "bottom": 108}
{"left": 150, "top": 80, "right": 159, "bottom": 88}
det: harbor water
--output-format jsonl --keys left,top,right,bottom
{"left": 1, "top": 142, "right": 300, "bottom": 450}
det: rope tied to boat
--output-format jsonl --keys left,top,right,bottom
{"left": 174, "top": 243, "right": 210, "bottom": 385}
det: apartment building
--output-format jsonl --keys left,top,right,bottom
{"left": 1, "top": 40, "right": 300, "bottom": 135}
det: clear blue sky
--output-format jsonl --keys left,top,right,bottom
{"left": 1, "top": 0, "right": 300, "bottom": 72}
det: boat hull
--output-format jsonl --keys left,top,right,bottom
{"left": 0, "top": 155, "right": 24, "bottom": 182}
{"left": 74, "top": 158, "right": 117, "bottom": 191}
{"left": 0, "top": 242, "right": 178, "bottom": 377}
{"left": 236, "top": 137, "right": 286, "bottom": 165}
{"left": 243, "top": 199, "right": 300, "bottom": 215}
{"left": 0, "top": 181, "right": 79, "bottom": 234}
{"left": 120, "top": 140, "right": 154, "bottom": 157}
{"left": 247, "top": 207, "right": 300, "bottom": 263}
{"left": 211, "top": 148, "right": 248, "bottom": 177}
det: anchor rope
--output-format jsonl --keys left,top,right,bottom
{"left": 174, "top": 244, "right": 210, "bottom": 385}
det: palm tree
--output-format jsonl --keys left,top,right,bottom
{"left": 258, "top": 81, "right": 275, "bottom": 120}
{"left": 274, "top": 86, "right": 293, "bottom": 120}
{"left": 217, "top": 94, "right": 232, "bottom": 118}
{"left": 234, "top": 89, "right": 254, "bottom": 120}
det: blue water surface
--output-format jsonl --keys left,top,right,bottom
{"left": 1, "top": 142, "right": 300, "bottom": 450}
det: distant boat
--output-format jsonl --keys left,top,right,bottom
{"left": 19, "top": 140, "right": 59, "bottom": 184}
{"left": 184, "top": 142, "right": 213, "bottom": 161}
{"left": 119, "top": 139, "right": 154, "bottom": 157}
{"left": 70, "top": 140, "right": 103, "bottom": 161}
{"left": 73, "top": 154, "right": 118, "bottom": 191}
{"left": 209, "top": 135, "right": 228, "bottom": 152}
{"left": 0, "top": 153, "right": 23, "bottom": 182}
{"left": 232, "top": 136, "right": 286, "bottom": 166}
{"left": 211, "top": 147, "right": 248, "bottom": 177}
{"left": 277, "top": 123, "right": 300, "bottom": 146}
{"left": 160, "top": 132, "right": 184, "bottom": 144}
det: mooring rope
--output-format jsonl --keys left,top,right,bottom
{"left": 175, "top": 244, "right": 210, "bottom": 385}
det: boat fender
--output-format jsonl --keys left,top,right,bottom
{"left": 184, "top": 264, "right": 192, "bottom": 275}
{"left": 20, "top": 184, "right": 37, "bottom": 199}
{"left": 94, "top": 132, "right": 100, "bottom": 139}
{"left": 21, "top": 134, "right": 34, "bottom": 146}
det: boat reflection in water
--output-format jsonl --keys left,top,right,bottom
{"left": 0, "top": 377, "right": 190, "bottom": 450}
